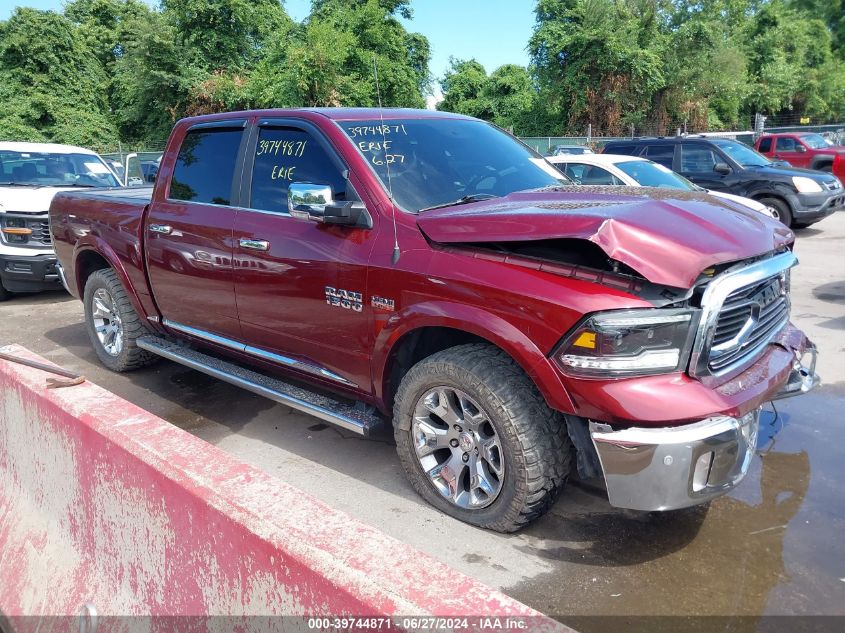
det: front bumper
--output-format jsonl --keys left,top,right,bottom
{"left": 789, "top": 189, "right": 845, "bottom": 221}
{"left": 589, "top": 344, "right": 819, "bottom": 511}
{"left": 0, "top": 253, "right": 61, "bottom": 293}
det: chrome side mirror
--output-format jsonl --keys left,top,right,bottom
{"left": 287, "top": 182, "right": 372, "bottom": 228}
{"left": 288, "top": 182, "right": 333, "bottom": 220}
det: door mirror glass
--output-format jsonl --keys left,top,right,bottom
{"left": 288, "top": 183, "right": 333, "bottom": 219}
{"left": 794, "top": 144, "right": 807, "bottom": 153}
{"left": 714, "top": 162, "right": 732, "bottom": 175}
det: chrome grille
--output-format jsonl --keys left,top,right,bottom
{"left": 707, "top": 275, "right": 789, "bottom": 372}
{"left": 824, "top": 180, "right": 842, "bottom": 192}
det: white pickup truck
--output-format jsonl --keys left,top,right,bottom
{"left": 0, "top": 142, "right": 122, "bottom": 301}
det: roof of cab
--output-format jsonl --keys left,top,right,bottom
{"left": 176, "top": 107, "right": 475, "bottom": 128}
{"left": 306, "top": 107, "right": 473, "bottom": 121}
{"left": 0, "top": 141, "right": 100, "bottom": 155}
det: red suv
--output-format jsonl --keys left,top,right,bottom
{"left": 755, "top": 132, "right": 845, "bottom": 180}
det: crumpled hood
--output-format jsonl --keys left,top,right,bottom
{"left": 417, "top": 186, "right": 794, "bottom": 289}
{"left": 0, "top": 186, "right": 78, "bottom": 213}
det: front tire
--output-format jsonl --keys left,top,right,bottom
{"left": 393, "top": 344, "right": 571, "bottom": 532}
{"left": 83, "top": 269, "right": 157, "bottom": 372}
{"left": 0, "top": 282, "right": 10, "bottom": 302}
{"left": 759, "top": 197, "right": 793, "bottom": 227}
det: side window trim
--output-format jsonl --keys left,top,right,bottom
{"left": 242, "top": 118, "right": 352, "bottom": 213}
{"left": 165, "top": 121, "right": 249, "bottom": 206}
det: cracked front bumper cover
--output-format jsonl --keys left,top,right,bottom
{"left": 587, "top": 331, "right": 819, "bottom": 512}
{"left": 589, "top": 410, "right": 761, "bottom": 511}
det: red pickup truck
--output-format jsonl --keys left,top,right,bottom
{"left": 50, "top": 109, "right": 818, "bottom": 531}
{"left": 755, "top": 132, "right": 845, "bottom": 180}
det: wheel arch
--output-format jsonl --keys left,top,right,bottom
{"left": 810, "top": 156, "right": 834, "bottom": 171}
{"left": 73, "top": 243, "right": 151, "bottom": 324}
{"left": 373, "top": 301, "right": 574, "bottom": 416}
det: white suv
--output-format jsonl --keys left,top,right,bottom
{"left": 547, "top": 152, "right": 778, "bottom": 219}
{"left": 0, "top": 142, "right": 120, "bottom": 301}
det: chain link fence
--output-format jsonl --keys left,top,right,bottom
{"left": 521, "top": 121, "right": 845, "bottom": 155}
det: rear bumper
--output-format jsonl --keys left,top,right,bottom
{"left": 588, "top": 342, "right": 819, "bottom": 511}
{"left": 0, "top": 253, "right": 62, "bottom": 293}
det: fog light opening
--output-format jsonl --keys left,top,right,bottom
{"left": 692, "top": 451, "right": 714, "bottom": 492}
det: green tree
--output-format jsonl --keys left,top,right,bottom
{"left": 0, "top": 8, "right": 117, "bottom": 147}
{"left": 438, "top": 58, "right": 493, "bottom": 120}
{"left": 111, "top": 10, "right": 204, "bottom": 143}
{"left": 248, "top": 0, "right": 430, "bottom": 108}
{"left": 485, "top": 64, "right": 538, "bottom": 132}
{"left": 530, "top": 0, "right": 666, "bottom": 135}
{"left": 162, "top": 0, "right": 292, "bottom": 72}
{"left": 64, "top": 0, "right": 154, "bottom": 70}
{"left": 743, "top": 1, "right": 845, "bottom": 120}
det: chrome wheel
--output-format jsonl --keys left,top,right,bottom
{"left": 412, "top": 387, "right": 505, "bottom": 509}
{"left": 91, "top": 288, "right": 123, "bottom": 357}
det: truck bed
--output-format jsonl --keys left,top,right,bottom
{"left": 50, "top": 186, "right": 155, "bottom": 301}
{"left": 62, "top": 185, "right": 154, "bottom": 205}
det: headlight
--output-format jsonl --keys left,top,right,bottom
{"left": 554, "top": 308, "right": 698, "bottom": 377}
{"left": 792, "top": 176, "right": 823, "bottom": 193}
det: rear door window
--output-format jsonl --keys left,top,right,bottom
{"left": 604, "top": 144, "right": 637, "bottom": 155}
{"left": 758, "top": 137, "right": 772, "bottom": 153}
{"left": 642, "top": 145, "right": 675, "bottom": 168}
{"left": 169, "top": 128, "right": 244, "bottom": 205}
{"left": 249, "top": 127, "right": 348, "bottom": 214}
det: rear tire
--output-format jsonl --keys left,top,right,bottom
{"left": 393, "top": 343, "right": 571, "bottom": 532}
{"left": 759, "top": 197, "right": 793, "bottom": 227}
{"left": 819, "top": 164, "right": 833, "bottom": 173}
{"left": 83, "top": 269, "right": 157, "bottom": 372}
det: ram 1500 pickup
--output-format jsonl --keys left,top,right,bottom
{"left": 50, "top": 109, "right": 819, "bottom": 532}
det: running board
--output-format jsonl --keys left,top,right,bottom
{"left": 136, "top": 336, "right": 382, "bottom": 436}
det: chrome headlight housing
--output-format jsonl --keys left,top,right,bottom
{"left": 554, "top": 308, "right": 700, "bottom": 377}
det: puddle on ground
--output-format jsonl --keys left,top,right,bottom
{"left": 506, "top": 386, "right": 845, "bottom": 621}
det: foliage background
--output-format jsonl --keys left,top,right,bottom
{"left": 0, "top": 0, "right": 842, "bottom": 149}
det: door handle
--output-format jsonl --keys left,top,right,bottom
{"left": 239, "top": 238, "right": 270, "bottom": 251}
{"left": 149, "top": 224, "right": 173, "bottom": 235}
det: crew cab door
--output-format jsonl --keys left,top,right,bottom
{"left": 232, "top": 119, "right": 376, "bottom": 392}
{"left": 145, "top": 120, "right": 247, "bottom": 341}
{"left": 773, "top": 136, "right": 809, "bottom": 168}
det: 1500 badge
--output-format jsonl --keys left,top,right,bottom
{"left": 325, "top": 286, "right": 363, "bottom": 312}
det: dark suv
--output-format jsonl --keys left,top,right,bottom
{"left": 603, "top": 136, "right": 844, "bottom": 228}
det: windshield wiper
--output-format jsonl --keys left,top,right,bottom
{"left": 418, "top": 193, "right": 499, "bottom": 213}
{"left": 0, "top": 181, "right": 98, "bottom": 188}
{"left": 0, "top": 182, "right": 46, "bottom": 188}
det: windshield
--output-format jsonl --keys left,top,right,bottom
{"left": 711, "top": 139, "right": 771, "bottom": 167}
{"left": 0, "top": 150, "right": 119, "bottom": 187}
{"left": 799, "top": 133, "right": 830, "bottom": 149}
{"left": 615, "top": 160, "right": 699, "bottom": 190}
{"left": 338, "top": 118, "right": 563, "bottom": 213}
